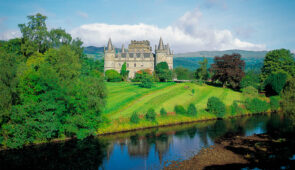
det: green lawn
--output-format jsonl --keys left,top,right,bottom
{"left": 98, "top": 82, "right": 247, "bottom": 134}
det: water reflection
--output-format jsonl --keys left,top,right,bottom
{"left": 0, "top": 114, "right": 292, "bottom": 170}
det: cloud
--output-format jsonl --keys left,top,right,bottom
{"left": 70, "top": 8, "right": 266, "bottom": 53}
{"left": 77, "top": 11, "right": 89, "bottom": 19}
{"left": 0, "top": 30, "right": 21, "bottom": 40}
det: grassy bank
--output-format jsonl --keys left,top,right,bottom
{"left": 98, "top": 82, "right": 263, "bottom": 134}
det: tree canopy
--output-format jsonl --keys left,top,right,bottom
{"left": 155, "top": 62, "right": 172, "bottom": 82}
{"left": 210, "top": 53, "right": 245, "bottom": 89}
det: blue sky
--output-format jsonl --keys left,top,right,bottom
{"left": 0, "top": 0, "right": 294, "bottom": 53}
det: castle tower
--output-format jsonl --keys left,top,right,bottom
{"left": 104, "top": 38, "right": 116, "bottom": 73}
{"left": 155, "top": 37, "right": 173, "bottom": 69}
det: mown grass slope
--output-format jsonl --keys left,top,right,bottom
{"left": 98, "top": 82, "right": 246, "bottom": 134}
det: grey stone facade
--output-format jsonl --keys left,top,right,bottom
{"left": 104, "top": 38, "right": 173, "bottom": 78}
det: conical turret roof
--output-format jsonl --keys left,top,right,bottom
{"left": 158, "top": 37, "right": 164, "bottom": 50}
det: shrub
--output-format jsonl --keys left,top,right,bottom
{"left": 145, "top": 108, "right": 156, "bottom": 121}
{"left": 242, "top": 86, "right": 258, "bottom": 98}
{"left": 231, "top": 101, "right": 243, "bottom": 116}
{"left": 105, "top": 69, "right": 122, "bottom": 82}
{"left": 270, "top": 96, "right": 280, "bottom": 111}
{"left": 130, "top": 112, "right": 140, "bottom": 124}
{"left": 245, "top": 98, "right": 269, "bottom": 113}
{"left": 160, "top": 108, "right": 167, "bottom": 116}
{"left": 207, "top": 97, "right": 226, "bottom": 118}
{"left": 139, "top": 72, "right": 153, "bottom": 88}
{"left": 174, "top": 105, "right": 186, "bottom": 114}
{"left": 187, "top": 103, "right": 197, "bottom": 116}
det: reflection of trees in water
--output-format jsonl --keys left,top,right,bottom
{"left": 0, "top": 137, "right": 107, "bottom": 170}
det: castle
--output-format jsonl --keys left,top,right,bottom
{"left": 104, "top": 38, "right": 173, "bottom": 78}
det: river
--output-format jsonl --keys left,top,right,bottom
{"left": 0, "top": 114, "right": 294, "bottom": 170}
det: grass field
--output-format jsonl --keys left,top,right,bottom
{"left": 98, "top": 82, "right": 248, "bottom": 134}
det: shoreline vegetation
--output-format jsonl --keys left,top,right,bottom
{"left": 0, "top": 81, "right": 278, "bottom": 151}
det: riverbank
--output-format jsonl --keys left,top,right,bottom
{"left": 165, "top": 131, "right": 295, "bottom": 169}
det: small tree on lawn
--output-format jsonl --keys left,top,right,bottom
{"left": 187, "top": 103, "right": 197, "bottom": 116}
{"left": 145, "top": 108, "right": 156, "bottom": 121}
{"left": 207, "top": 97, "right": 226, "bottom": 118}
{"left": 130, "top": 112, "right": 140, "bottom": 124}
{"left": 160, "top": 108, "right": 167, "bottom": 116}
{"left": 120, "top": 62, "right": 129, "bottom": 81}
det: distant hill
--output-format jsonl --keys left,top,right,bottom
{"left": 174, "top": 50, "right": 268, "bottom": 58}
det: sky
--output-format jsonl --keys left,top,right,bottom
{"left": 0, "top": 0, "right": 294, "bottom": 53}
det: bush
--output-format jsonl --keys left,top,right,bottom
{"left": 130, "top": 112, "right": 140, "bottom": 124}
{"left": 139, "top": 72, "right": 153, "bottom": 88}
{"left": 207, "top": 97, "right": 226, "bottom": 118}
{"left": 174, "top": 105, "right": 186, "bottom": 114}
{"left": 187, "top": 103, "right": 197, "bottom": 116}
{"left": 105, "top": 69, "right": 122, "bottom": 82}
{"left": 231, "top": 101, "right": 243, "bottom": 116}
{"left": 145, "top": 108, "right": 156, "bottom": 121}
{"left": 160, "top": 108, "right": 167, "bottom": 116}
{"left": 270, "top": 96, "right": 280, "bottom": 111}
{"left": 245, "top": 98, "right": 269, "bottom": 113}
{"left": 242, "top": 86, "right": 258, "bottom": 98}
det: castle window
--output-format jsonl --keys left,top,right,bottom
{"left": 134, "top": 63, "right": 136, "bottom": 67}
{"left": 127, "top": 63, "right": 129, "bottom": 67}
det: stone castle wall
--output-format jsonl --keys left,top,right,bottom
{"left": 104, "top": 38, "right": 173, "bottom": 78}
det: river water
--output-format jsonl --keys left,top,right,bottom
{"left": 0, "top": 114, "right": 293, "bottom": 170}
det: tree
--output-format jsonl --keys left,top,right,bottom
{"left": 139, "top": 71, "right": 153, "bottom": 88}
{"left": 174, "top": 67, "right": 193, "bottom": 80}
{"left": 210, "top": 53, "right": 245, "bottom": 89}
{"left": 130, "top": 112, "right": 140, "bottom": 124}
{"left": 263, "top": 72, "right": 287, "bottom": 96}
{"left": 174, "top": 105, "right": 186, "bottom": 114}
{"left": 105, "top": 69, "right": 122, "bottom": 82}
{"left": 187, "top": 103, "right": 197, "bottom": 116}
{"left": 261, "top": 49, "right": 295, "bottom": 82}
{"left": 281, "top": 78, "right": 295, "bottom": 115}
{"left": 120, "top": 62, "right": 129, "bottom": 81}
{"left": 242, "top": 86, "right": 258, "bottom": 98}
{"left": 160, "top": 108, "right": 167, "bottom": 116}
{"left": 240, "top": 70, "right": 260, "bottom": 90}
{"left": 207, "top": 97, "right": 225, "bottom": 118}
{"left": 0, "top": 47, "right": 19, "bottom": 127}
{"left": 45, "top": 45, "right": 81, "bottom": 85}
{"left": 155, "top": 62, "right": 172, "bottom": 82}
{"left": 195, "top": 57, "right": 209, "bottom": 80}
{"left": 145, "top": 108, "right": 156, "bottom": 121}
{"left": 18, "top": 13, "right": 49, "bottom": 56}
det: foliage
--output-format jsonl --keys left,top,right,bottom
{"left": 231, "top": 101, "right": 244, "bottom": 116}
{"left": 174, "top": 67, "right": 193, "bottom": 80}
{"left": 160, "top": 108, "right": 167, "bottom": 116}
{"left": 240, "top": 70, "right": 261, "bottom": 90}
{"left": 242, "top": 86, "right": 258, "bottom": 98}
{"left": 0, "top": 13, "right": 106, "bottom": 148}
{"left": 120, "top": 62, "right": 129, "bottom": 81}
{"left": 174, "top": 105, "right": 186, "bottom": 114}
{"left": 81, "top": 57, "right": 104, "bottom": 76}
{"left": 155, "top": 62, "right": 172, "bottom": 82}
{"left": 263, "top": 72, "right": 287, "bottom": 96}
{"left": 207, "top": 97, "right": 226, "bottom": 118}
{"left": 145, "top": 108, "right": 156, "bottom": 121}
{"left": 187, "top": 103, "right": 197, "bottom": 116}
{"left": 245, "top": 98, "right": 269, "bottom": 113}
{"left": 261, "top": 49, "right": 295, "bottom": 82}
{"left": 192, "top": 89, "right": 195, "bottom": 95}
{"left": 270, "top": 96, "right": 280, "bottom": 111}
{"left": 210, "top": 53, "right": 245, "bottom": 89}
{"left": 195, "top": 57, "right": 209, "bottom": 80}
{"left": 281, "top": 78, "right": 295, "bottom": 115}
{"left": 139, "top": 71, "right": 153, "bottom": 88}
{"left": 130, "top": 112, "right": 140, "bottom": 124}
{"left": 105, "top": 69, "right": 122, "bottom": 82}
